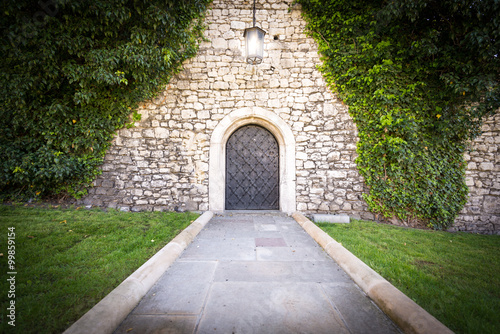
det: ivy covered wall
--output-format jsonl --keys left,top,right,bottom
{"left": 297, "top": 0, "right": 499, "bottom": 230}
{"left": 0, "top": 0, "right": 212, "bottom": 199}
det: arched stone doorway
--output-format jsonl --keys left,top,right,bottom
{"left": 209, "top": 107, "right": 296, "bottom": 213}
{"left": 225, "top": 125, "right": 279, "bottom": 210}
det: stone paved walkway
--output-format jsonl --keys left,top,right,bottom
{"left": 114, "top": 212, "right": 401, "bottom": 334}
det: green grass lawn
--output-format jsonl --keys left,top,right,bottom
{"left": 318, "top": 220, "right": 500, "bottom": 334}
{"left": 0, "top": 205, "right": 199, "bottom": 334}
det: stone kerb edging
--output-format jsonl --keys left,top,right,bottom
{"left": 292, "top": 212, "right": 454, "bottom": 334}
{"left": 63, "top": 211, "right": 214, "bottom": 334}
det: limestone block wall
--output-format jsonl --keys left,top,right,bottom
{"left": 452, "top": 113, "right": 500, "bottom": 234}
{"left": 81, "top": 0, "right": 372, "bottom": 219}
{"left": 79, "top": 0, "right": 498, "bottom": 233}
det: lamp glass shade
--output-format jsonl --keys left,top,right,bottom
{"left": 244, "top": 26, "right": 266, "bottom": 65}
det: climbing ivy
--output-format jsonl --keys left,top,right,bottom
{"left": 297, "top": 0, "right": 499, "bottom": 229}
{"left": 0, "top": 0, "right": 212, "bottom": 200}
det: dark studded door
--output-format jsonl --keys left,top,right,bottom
{"left": 225, "top": 125, "right": 279, "bottom": 210}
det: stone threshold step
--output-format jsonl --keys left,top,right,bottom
{"left": 220, "top": 210, "right": 288, "bottom": 217}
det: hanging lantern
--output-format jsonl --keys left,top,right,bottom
{"left": 244, "top": 0, "right": 266, "bottom": 65}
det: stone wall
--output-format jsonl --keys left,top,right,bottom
{"left": 452, "top": 113, "right": 500, "bottom": 234}
{"left": 81, "top": 0, "right": 372, "bottom": 219}
{"left": 80, "top": 0, "right": 499, "bottom": 233}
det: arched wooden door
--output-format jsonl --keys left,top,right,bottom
{"left": 225, "top": 125, "right": 279, "bottom": 210}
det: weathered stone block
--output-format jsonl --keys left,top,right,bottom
{"left": 101, "top": 180, "right": 114, "bottom": 188}
{"left": 479, "top": 162, "right": 495, "bottom": 171}
{"left": 313, "top": 214, "right": 350, "bottom": 224}
{"left": 484, "top": 196, "right": 500, "bottom": 214}
{"left": 230, "top": 21, "right": 245, "bottom": 30}
{"left": 328, "top": 170, "right": 347, "bottom": 178}
{"left": 304, "top": 161, "right": 315, "bottom": 169}
{"left": 154, "top": 127, "right": 169, "bottom": 138}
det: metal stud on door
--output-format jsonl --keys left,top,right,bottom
{"left": 225, "top": 125, "right": 279, "bottom": 210}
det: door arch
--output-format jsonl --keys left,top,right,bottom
{"left": 209, "top": 107, "right": 296, "bottom": 213}
{"left": 225, "top": 125, "right": 279, "bottom": 210}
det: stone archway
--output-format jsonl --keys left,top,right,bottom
{"left": 209, "top": 107, "right": 296, "bottom": 213}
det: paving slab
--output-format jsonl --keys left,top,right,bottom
{"left": 180, "top": 237, "right": 257, "bottom": 261}
{"left": 321, "top": 283, "right": 401, "bottom": 334}
{"left": 114, "top": 315, "right": 197, "bottom": 334}
{"left": 256, "top": 245, "right": 331, "bottom": 262}
{"left": 213, "top": 260, "right": 351, "bottom": 283}
{"left": 255, "top": 237, "right": 287, "bottom": 247}
{"left": 132, "top": 261, "right": 217, "bottom": 314}
{"left": 114, "top": 213, "right": 401, "bottom": 334}
{"left": 197, "top": 282, "right": 350, "bottom": 334}
{"left": 255, "top": 223, "right": 279, "bottom": 231}
{"left": 281, "top": 230, "right": 322, "bottom": 247}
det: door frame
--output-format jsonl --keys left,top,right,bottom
{"left": 209, "top": 107, "right": 296, "bottom": 213}
{"left": 225, "top": 124, "right": 280, "bottom": 210}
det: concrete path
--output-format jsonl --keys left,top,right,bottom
{"left": 113, "top": 212, "right": 401, "bottom": 334}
